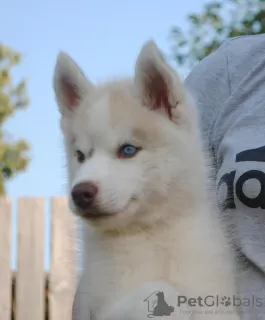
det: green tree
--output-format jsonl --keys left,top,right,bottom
{"left": 0, "top": 44, "right": 30, "bottom": 195}
{"left": 170, "top": 0, "right": 265, "bottom": 70}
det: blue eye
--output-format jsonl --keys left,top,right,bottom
{"left": 117, "top": 144, "right": 141, "bottom": 159}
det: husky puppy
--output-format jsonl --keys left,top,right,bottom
{"left": 53, "top": 41, "right": 240, "bottom": 320}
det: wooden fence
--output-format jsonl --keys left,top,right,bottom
{"left": 0, "top": 197, "right": 77, "bottom": 320}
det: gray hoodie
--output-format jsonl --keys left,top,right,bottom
{"left": 185, "top": 34, "right": 265, "bottom": 320}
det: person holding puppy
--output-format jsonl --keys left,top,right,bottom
{"left": 185, "top": 34, "right": 265, "bottom": 320}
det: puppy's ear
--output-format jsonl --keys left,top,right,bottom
{"left": 53, "top": 52, "right": 93, "bottom": 115}
{"left": 134, "top": 41, "right": 183, "bottom": 120}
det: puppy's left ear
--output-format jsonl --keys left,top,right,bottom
{"left": 53, "top": 52, "right": 93, "bottom": 116}
{"left": 134, "top": 41, "right": 183, "bottom": 120}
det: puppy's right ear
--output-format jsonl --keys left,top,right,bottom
{"left": 53, "top": 52, "right": 93, "bottom": 115}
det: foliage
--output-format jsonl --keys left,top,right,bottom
{"left": 170, "top": 0, "right": 265, "bottom": 70}
{"left": 0, "top": 44, "right": 30, "bottom": 195}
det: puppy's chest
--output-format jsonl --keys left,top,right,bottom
{"left": 82, "top": 237, "right": 181, "bottom": 310}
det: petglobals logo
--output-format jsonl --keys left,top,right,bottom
{"left": 177, "top": 295, "right": 265, "bottom": 308}
{"left": 144, "top": 291, "right": 175, "bottom": 318}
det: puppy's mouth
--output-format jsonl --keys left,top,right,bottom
{"left": 72, "top": 197, "right": 137, "bottom": 221}
{"left": 75, "top": 207, "right": 115, "bottom": 220}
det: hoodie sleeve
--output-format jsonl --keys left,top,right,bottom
{"left": 184, "top": 35, "right": 265, "bottom": 319}
{"left": 184, "top": 40, "right": 231, "bottom": 159}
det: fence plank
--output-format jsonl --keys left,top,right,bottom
{"left": 49, "top": 197, "right": 77, "bottom": 320}
{"left": 0, "top": 198, "right": 12, "bottom": 320}
{"left": 16, "top": 198, "right": 45, "bottom": 320}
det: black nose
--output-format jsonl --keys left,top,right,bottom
{"left": 71, "top": 182, "right": 98, "bottom": 210}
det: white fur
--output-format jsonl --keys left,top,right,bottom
{"left": 53, "top": 41, "right": 240, "bottom": 319}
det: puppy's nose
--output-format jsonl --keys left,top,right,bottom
{"left": 71, "top": 182, "right": 98, "bottom": 210}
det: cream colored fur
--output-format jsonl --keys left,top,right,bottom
{"left": 53, "top": 41, "right": 240, "bottom": 319}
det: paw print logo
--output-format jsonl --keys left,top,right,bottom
{"left": 220, "top": 296, "right": 231, "bottom": 307}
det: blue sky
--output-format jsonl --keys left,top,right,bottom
{"left": 1, "top": 0, "right": 206, "bottom": 269}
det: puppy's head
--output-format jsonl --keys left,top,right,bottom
{"left": 53, "top": 41, "right": 201, "bottom": 231}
